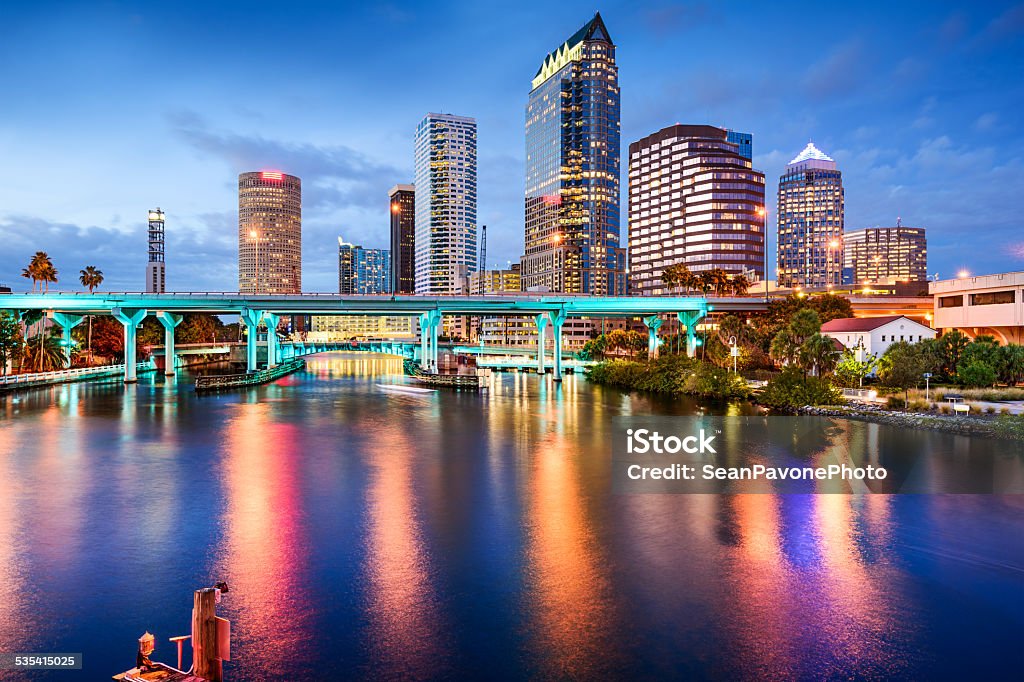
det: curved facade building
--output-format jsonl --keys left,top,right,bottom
{"left": 238, "top": 170, "right": 302, "bottom": 294}
{"left": 628, "top": 124, "right": 765, "bottom": 295}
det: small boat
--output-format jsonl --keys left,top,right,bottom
{"left": 376, "top": 383, "right": 437, "bottom": 394}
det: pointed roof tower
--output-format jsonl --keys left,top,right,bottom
{"left": 787, "top": 141, "right": 838, "bottom": 171}
{"left": 532, "top": 13, "right": 613, "bottom": 88}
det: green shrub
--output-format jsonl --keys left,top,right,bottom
{"left": 985, "top": 406, "right": 997, "bottom": 414}
{"left": 587, "top": 355, "right": 750, "bottom": 400}
{"left": 908, "top": 399, "right": 930, "bottom": 412}
{"left": 940, "top": 405, "right": 951, "bottom": 415}
{"left": 760, "top": 367, "right": 843, "bottom": 408}
{"left": 1001, "top": 407, "right": 1012, "bottom": 415}
{"left": 682, "top": 363, "right": 751, "bottom": 400}
{"left": 887, "top": 396, "right": 907, "bottom": 410}
{"left": 957, "top": 360, "right": 997, "bottom": 388}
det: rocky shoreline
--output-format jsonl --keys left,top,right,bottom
{"left": 796, "top": 403, "right": 1011, "bottom": 439}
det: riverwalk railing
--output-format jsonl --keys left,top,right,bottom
{"left": 0, "top": 362, "right": 155, "bottom": 389}
{"left": 195, "top": 358, "right": 305, "bottom": 392}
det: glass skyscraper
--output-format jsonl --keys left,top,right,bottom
{"left": 338, "top": 238, "right": 391, "bottom": 295}
{"left": 414, "top": 113, "right": 477, "bottom": 295}
{"left": 726, "top": 130, "right": 753, "bottom": 160}
{"left": 388, "top": 183, "right": 415, "bottom": 294}
{"left": 521, "top": 12, "right": 626, "bottom": 295}
{"left": 843, "top": 223, "right": 928, "bottom": 285}
{"left": 777, "top": 143, "right": 844, "bottom": 288}
{"left": 238, "top": 170, "right": 302, "bottom": 294}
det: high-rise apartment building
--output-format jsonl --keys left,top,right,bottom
{"left": 146, "top": 208, "right": 166, "bottom": 293}
{"left": 414, "top": 113, "right": 477, "bottom": 295}
{"left": 777, "top": 143, "right": 844, "bottom": 288}
{"left": 521, "top": 12, "right": 626, "bottom": 295}
{"left": 843, "top": 223, "right": 927, "bottom": 285}
{"left": 389, "top": 184, "right": 415, "bottom": 294}
{"left": 238, "top": 171, "right": 302, "bottom": 294}
{"left": 338, "top": 238, "right": 391, "bottom": 295}
{"left": 628, "top": 125, "right": 765, "bottom": 295}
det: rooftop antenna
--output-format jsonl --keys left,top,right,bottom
{"left": 896, "top": 216, "right": 902, "bottom": 228}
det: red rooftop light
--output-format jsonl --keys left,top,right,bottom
{"left": 261, "top": 171, "right": 284, "bottom": 180}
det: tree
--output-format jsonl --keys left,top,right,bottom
{"left": 23, "top": 328, "right": 65, "bottom": 372}
{"left": 958, "top": 360, "right": 997, "bottom": 388}
{"left": 938, "top": 330, "right": 970, "bottom": 378}
{"left": 0, "top": 312, "right": 25, "bottom": 375}
{"left": 879, "top": 341, "right": 927, "bottom": 406}
{"left": 834, "top": 347, "right": 879, "bottom": 388}
{"left": 729, "top": 273, "right": 751, "bottom": 297}
{"left": 79, "top": 265, "right": 104, "bottom": 365}
{"left": 801, "top": 333, "right": 840, "bottom": 376}
{"left": 73, "top": 315, "right": 124, "bottom": 362}
{"left": 998, "top": 344, "right": 1024, "bottom": 385}
{"left": 961, "top": 335, "right": 1001, "bottom": 376}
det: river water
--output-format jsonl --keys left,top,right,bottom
{"left": 0, "top": 353, "right": 1021, "bottom": 680}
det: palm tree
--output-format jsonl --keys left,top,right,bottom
{"left": 801, "top": 333, "right": 840, "bottom": 376}
{"left": 729, "top": 274, "right": 751, "bottom": 297}
{"left": 660, "top": 266, "right": 679, "bottom": 294}
{"left": 79, "top": 266, "right": 104, "bottom": 366}
{"left": 707, "top": 268, "right": 730, "bottom": 295}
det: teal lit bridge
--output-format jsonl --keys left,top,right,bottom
{"left": 1, "top": 292, "right": 766, "bottom": 382}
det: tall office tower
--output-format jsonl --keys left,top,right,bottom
{"left": 777, "top": 143, "right": 844, "bottom": 288}
{"left": 389, "top": 184, "right": 415, "bottom": 294}
{"left": 414, "top": 113, "right": 477, "bottom": 295}
{"left": 726, "top": 130, "right": 753, "bottom": 160}
{"left": 145, "top": 208, "right": 166, "bottom": 293}
{"left": 521, "top": 12, "right": 626, "bottom": 295}
{"left": 338, "top": 238, "right": 391, "bottom": 294}
{"left": 843, "top": 222, "right": 928, "bottom": 285}
{"left": 238, "top": 170, "right": 302, "bottom": 294}
{"left": 628, "top": 125, "right": 765, "bottom": 296}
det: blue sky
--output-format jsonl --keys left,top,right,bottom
{"left": 0, "top": 0, "right": 1022, "bottom": 292}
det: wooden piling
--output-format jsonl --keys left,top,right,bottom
{"left": 192, "top": 588, "right": 222, "bottom": 682}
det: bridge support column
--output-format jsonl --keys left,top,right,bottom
{"left": 263, "top": 313, "right": 281, "bottom": 367}
{"left": 677, "top": 307, "right": 708, "bottom": 359}
{"left": 643, "top": 315, "right": 663, "bottom": 360}
{"left": 111, "top": 308, "right": 148, "bottom": 383}
{"left": 51, "top": 312, "right": 84, "bottom": 369}
{"left": 428, "top": 311, "right": 441, "bottom": 371}
{"left": 547, "top": 309, "right": 567, "bottom": 382}
{"left": 535, "top": 314, "right": 548, "bottom": 374}
{"left": 419, "top": 313, "right": 429, "bottom": 367}
{"left": 240, "top": 308, "right": 264, "bottom": 372}
{"left": 155, "top": 311, "right": 183, "bottom": 375}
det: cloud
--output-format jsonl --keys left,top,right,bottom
{"left": 0, "top": 213, "right": 239, "bottom": 293}
{"left": 167, "top": 111, "right": 406, "bottom": 212}
{"left": 985, "top": 2, "right": 1024, "bottom": 40}
{"left": 974, "top": 112, "right": 999, "bottom": 131}
{"left": 802, "top": 39, "right": 870, "bottom": 99}
{"left": 642, "top": 2, "right": 718, "bottom": 37}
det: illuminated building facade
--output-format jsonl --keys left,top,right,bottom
{"left": 338, "top": 238, "right": 390, "bottom": 295}
{"left": 777, "top": 143, "right": 844, "bottom": 289}
{"left": 389, "top": 184, "right": 415, "bottom": 294}
{"left": 521, "top": 12, "right": 626, "bottom": 295}
{"left": 238, "top": 171, "right": 302, "bottom": 294}
{"left": 628, "top": 125, "right": 765, "bottom": 296}
{"left": 309, "top": 315, "right": 414, "bottom": 340}
{"left": 414, "top": 113, "right": 477, "bottom": 295}
{"left": 146, "top": 208, "right": 166, "bottom": 293}
{"left": 843, "top": 224, "right": 927, "bottom": 285}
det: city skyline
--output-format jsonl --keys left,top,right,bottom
{"left": 0, "top": 1, "right": 1022, "bottom": 291}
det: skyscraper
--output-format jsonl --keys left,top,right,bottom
{"left": 777, "top": 143, "right": 844, "bottom": 288}
{"left": 628, "top": 125, "right": 765, "bottom": 295}
{"left": 521, "top": 12, "right": 626, "bottom": 295}
{"left": 338, "top": 238, "right": 391, "bottom": 294}
{"left": 414, "top": 113, "right": 477, "bottom": 295}
{"left": 843, "top": 223, "right": 928, "bottom": 285}
{"left": 389, "top": 184, "right": 415, "bottom": 294}
{"left": 146, "top": 208, "right": 166, "bottom": 293}
{"left": 238, "top": 170, "right": 302, "bottom": 294}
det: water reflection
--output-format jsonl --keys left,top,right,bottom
{"left": 216, "top": 402, "right": 313, "bottom": 680}
{"left": 361, "top": 418, "right": 449, "bottom": 678}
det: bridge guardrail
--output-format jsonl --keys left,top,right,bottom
{"left": 0, "top": 362, "right": 154, "bottom": 387}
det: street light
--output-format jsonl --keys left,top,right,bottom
{"left": 249, "top": 230, "right": 260, "bottom": 293}
{"left": 757, "top": 206, "right": 769, "bottom": 301}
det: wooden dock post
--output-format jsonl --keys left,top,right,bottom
{"left": 192, "top": 588, "right": 222, "bottom": 682}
